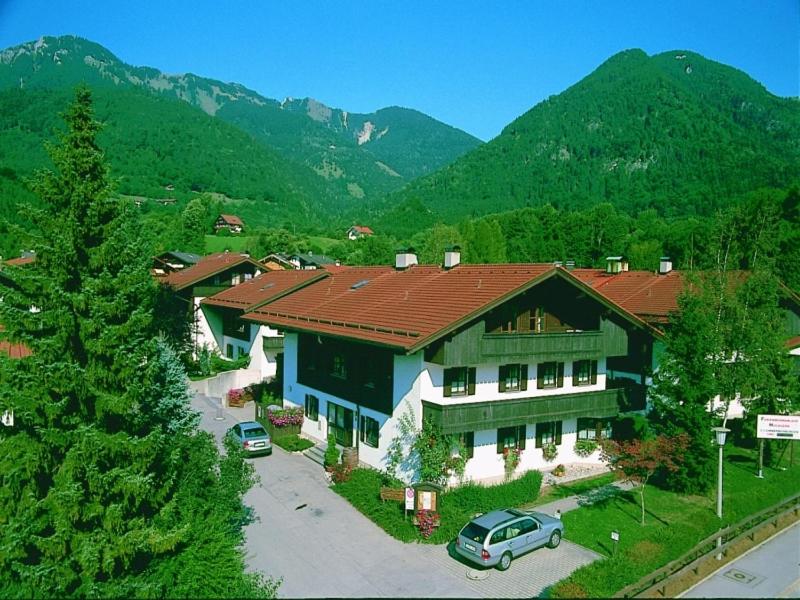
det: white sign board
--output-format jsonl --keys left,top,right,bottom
{"left": 757, "top": 414, "right": 800, "bottom": 440}
{"left": 404, "top": 487, "right": 414, "bottom": 510}
{"left": 1, "top": 410, "right": 12, "bottom": 427}
{"left": 420, "top": 490, "right": 433, "bottom": 511}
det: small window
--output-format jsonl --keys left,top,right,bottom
{"left": 537, "top": 362, "right": 564, "bottom": 389}
{"left": 305, "top": 394, "right": 319, "bottom": 421}
{"left": 443, "top": 367, "right": 476, "bottom": 397}
{"left": 331, "top": 353, "right": 347, "bottom": 378}
{"left": 499, "top": 364, "right": 528, "bottom": 392}
{"left": 536, "top": 421, "right": 563, "bottom": 447}
{"left": 226, "top": 343, "right": 234, "bottom": 359}
{"left": 458, "top": 431, "right": 474, "bottom": 460}
{"left": 531, "top": 307, "right": 545, "bottom": 333}
{"left": 359, "top": 415, "right": 379, "bottom": 448}
{"left": 577, "top": 417, "right": 612, "bottom": 440}
{"left": 496, "top": 425, "right": 527, "bottom": 453}
{"left": 237, "top": 346, "right": 248, "bottom": 359}
{"left": 573, "top": 360, "right": 598, "bottom": 386}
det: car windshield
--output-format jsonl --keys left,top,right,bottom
{"left": 243, "top": 427, "right": 268, "bottom": 439}
{"left": 460, "top": 522, "right": 490, "bottom": 543}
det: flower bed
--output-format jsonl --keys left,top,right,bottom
{"left": 259, "top": 405, "right": 304, "bottom": 439}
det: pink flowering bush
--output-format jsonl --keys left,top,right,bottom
{"left": 416, "top": 510, "right": 440, "bottom": 539}
{"left": 267, "top": 407, "right": 304, "bottom": 428}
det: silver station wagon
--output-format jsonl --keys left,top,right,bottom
{"left": 455, "top": 508, "right": 563, "bottom": 571}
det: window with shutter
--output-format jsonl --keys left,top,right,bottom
{"left": 537, "top": 362, "right": 564, "bottom": 389}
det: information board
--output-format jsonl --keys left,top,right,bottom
{"left": 756, "top": 414, "right": 800, "bottom": 440}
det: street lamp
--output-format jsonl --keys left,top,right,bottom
{"left": 712, "top": 426, "right": 730, "bottom": 559}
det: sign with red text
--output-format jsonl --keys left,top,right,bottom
{"left": 757, "top": 414, "right": 800, "bottom": 440}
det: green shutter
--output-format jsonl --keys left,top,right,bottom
{"left": 591, "top": 360, "right": 597, "bottom": 385}
{"left": 520, "top": 364, "right": 528, "bottom": 391}
{"left": 498, "top": 365, "right": 507, "bottom": 392}
{"left": 555, "top": 421, "right": 563, "bottom": 445}
{"left": 465, "top": 431, "right": 474, "bottom": 459}
{"left": 557, "top": 362, "right": 564, "bottom": 387}
{"left": 496, "top": 428, "right": 504, "bottom": 453}
{"left": 468, "top": 367, "right": 476, "bottom": 395}
{"left": 518, "top": 425, "right": 527, "bottom": 450}
{"left": 443, "top": 368, "right": 452, "bottom": 397}
{"left": 537, "top": 363, "right": 544, "bottom": 389}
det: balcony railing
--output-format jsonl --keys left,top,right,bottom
{"left": 262, "top": 335, "right": 285, "bottom": 350}
{"left": 481, "top": 331, "right": 604, "bottom": 362}
{"left": 423, "top": 386, "right": 624, "bottom": 434}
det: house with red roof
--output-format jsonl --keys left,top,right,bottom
{"left": 199, "top": 269, "right": 328, "bottom": 381}
{"left": 240, "top": 249, "right": 672, "bottom": 483}
{"left": 346, "top": 225, "right": 374, "bottom": 240}
{"left": 214, "top": 214, "right": 244, "bottom": 234}
{"left": 160, "top": 252, "right": 263, "bottom": 358}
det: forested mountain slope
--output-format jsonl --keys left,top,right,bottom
{"left": 0, "top": 35, "right": 481, "bottom": 204}
{"left": 379, "top": 49, "right": 800, "bottom": 235}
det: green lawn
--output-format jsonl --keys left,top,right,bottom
{"left": 332, "top": 469, "right": 543, "bottom": 544}
{"left": 550, "top": 446, "right": 800, "bottom": 597}
{"left": 204, "top": 234, "right": 255, "bottom": 253}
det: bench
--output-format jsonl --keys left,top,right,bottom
{"left": 379, "top": 487, "right": 406, "bottom": 503}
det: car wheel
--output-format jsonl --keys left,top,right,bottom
{"left": 497, "top": 551, "right": 512, "bottom": 571}
{"left": 548, "top": 530, "right": 562, "bottom": 548}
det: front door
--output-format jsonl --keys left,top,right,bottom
{"left": 327, "top": 402, "right": 354, "bottom": 447}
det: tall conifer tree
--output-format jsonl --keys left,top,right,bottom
{"left": 0, "top": 86, "right": 276, "bottom": 597}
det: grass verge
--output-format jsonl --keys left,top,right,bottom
{"left": 550, "top": 445, "right": 800, "bottom": 597}
{"left": 332, "top": 469, "right": 543, "bottom": 544}
{"left": 273, "top": 435, "right": 314, "bottom": 452}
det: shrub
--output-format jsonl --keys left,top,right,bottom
{"left": 553, "top": 464, "right": 566, "bottom": 477}
{"left": 574, "top": 439, "right": 598, "bottom": 457}
{"left": 330, "top": 463, "right": 353, "bottom": 484}
{"left": 273, "top": 435, "right": 314, "bottom": 452}
{"left": 267, "top": 407, "right": 304, "bottom": 428}
{"left": 416, "top": 510, "right": 439, "bottom": 538}
{"left": 324, "top": 434, "right": 340, "bottom": 468}
{"left": 332, "top": 467, "right": 544, "bottom": 544}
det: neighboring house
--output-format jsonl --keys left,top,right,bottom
{"left": 260, "top": 253, "right": 296, "bottom": 271}
{"left": 3, "top": 251, "right": 36, "bottom": 267}
{"left": 347, "top": 225, "right": 374, "bottom": 240}
{"left": 161, "top": 252, "right": 263, "bottom": 356}
{"left": 151, "top": 250, "right": 202, "bottom": 277}
{"left": 200, "top": 269, "right": 328, "bottom": 380}
{"left": 244, "top": 249, "right": 658, "bottom": 484}
{"left": 288, "top": 251, "right": 340, "bottom": 270}
{"left": 214, "top": 214, "right": 244, "bottom": 234}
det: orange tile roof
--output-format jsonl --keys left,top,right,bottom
{"left": 0, "top": 325, "right": 31, "bottom": 359}
{"left": 786, "top": 335, "right": 800, "bottom": 350}
{"left": 245, "top": 264, "right": 557, "bottom": 350}
{"left": 218, "top": 214, "right": 244, "bottom": 226}
{"left": 202, "top": 269, "right": 329, "bottom": 311}
{"left": 163, "top": 252, "right": 261, "bottom": 291}
{"left": 351, "top": 225, "right": 374, "bottom": 234}
{"left": 4, "top": 255, "right": 35, "bottom": 267}
{"left": 572, "top": 269, "right": 686, "bottom": 324}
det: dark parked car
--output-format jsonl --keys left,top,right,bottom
{"left": 455, "top": 508, "right": 563, "bottom": 571}
{"left": 227, "top": 421, "right": 272, "bottom": 456}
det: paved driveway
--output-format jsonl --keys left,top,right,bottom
{"left": 194, "top": 394, "right": 601, "bottom": 598}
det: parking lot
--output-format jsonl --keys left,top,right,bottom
{"left": 195, "top": 393, "right": 602, "bottom": 598}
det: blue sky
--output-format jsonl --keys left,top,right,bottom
{"left": 0, "top": 1, "right": 797, "bottom": 141}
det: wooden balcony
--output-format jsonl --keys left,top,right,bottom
{"left": 423, "top": 387, "right": 625, "bottom": 434}
{"left": 481, "top": 331, "right": 604, "bottom": 362}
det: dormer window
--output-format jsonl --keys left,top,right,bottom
{"left": 331, "top": 353, "right": 347, "bottom": 379}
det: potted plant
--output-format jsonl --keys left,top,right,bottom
{"left": 574, "top": 438, "right": 599, "bottom": 457}
{"left": 552, "top": 464, "right": 566, "bottom": 477}
{"left": 503, "top": 447, "right": 522, "bottom": 480}
{"left": 542, "top": 442, "right": 558, "bottom": 462}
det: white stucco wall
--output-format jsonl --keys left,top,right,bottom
{"left": 422, "top": 358, "right": 607, "bottom": 405}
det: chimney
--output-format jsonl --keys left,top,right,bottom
{"left": 659, "top": 257, "right": 673, "bottom": 275}
{"left": 606, "top": 256, "right": 628, "bottom": 274}
{"left": 565, "top": 259, "right": 576, "bottom": 271}
{"left": 443, "top": 245, "right": 461, "bottom": 270}
{"left": 395, "top": 247, "right": 418, "bottom": 270}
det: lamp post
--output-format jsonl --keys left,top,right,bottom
{"left": 712, "top": 426, "right": 730, "bottom": 559}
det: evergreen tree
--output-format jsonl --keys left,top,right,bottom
{"left": 0, "top": 86, "right": 277, "bottom": 597}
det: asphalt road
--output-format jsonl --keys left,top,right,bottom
{"left": 193, "top": 393, "right": 602, "bottom": 598}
